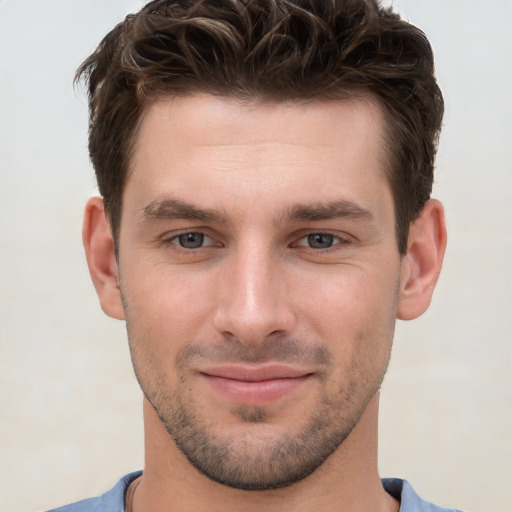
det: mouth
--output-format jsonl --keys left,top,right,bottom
{"left": 198, "top": 364, "right": 314, "bottom": 403}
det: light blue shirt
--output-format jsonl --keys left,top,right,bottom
{"left": 47, "top": 472, "right": 463, "bottom": 512}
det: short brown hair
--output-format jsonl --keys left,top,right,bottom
{"left": 76, "top": 0, "right": 443, "bottom": 255}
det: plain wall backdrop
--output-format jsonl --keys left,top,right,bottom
{"left": 1, "top": 1, "right": 511, "bottom": 510}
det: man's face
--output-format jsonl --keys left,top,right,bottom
{"left": 118, "top": 95, "right": 402, "bottom": 490}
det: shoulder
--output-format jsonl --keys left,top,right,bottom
{"left": 46, "top": 471, "right": 142, "bottom": 512}
{"left": 382, "top": 478, "right": 463, "bottom": 512}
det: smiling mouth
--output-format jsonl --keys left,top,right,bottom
{"left": 198, "top": 364, "right": 313, "bottom": 403}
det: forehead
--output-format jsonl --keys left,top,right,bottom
{"left": 134, "top": 93, "right": 387, "bottom": 158}
{"left": 127, "top": 94, "right": 391, "bottom": 223}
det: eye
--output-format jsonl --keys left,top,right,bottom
{"left": 306, "top": 233, "right": 335, "bottom": 249}
{"left": 294, "top": 233, "right": 347, "bottom": 250}
{"left": 172, "top": 232, "right": 213, "bottom": 249}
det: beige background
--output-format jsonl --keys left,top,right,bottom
{"left": 1, "top": 1, "right": 511, "bottom": 511}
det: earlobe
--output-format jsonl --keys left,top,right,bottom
{"left": 82, "top": 197, "right": 125, "bottom": 320}
{"left": 397, "top": 199, "right": 447, "bottom": 320}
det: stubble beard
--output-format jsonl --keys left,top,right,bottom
{"left": 128, "top": 335, "right": 390, "bottom": 491}
{"left": 154, "top": 382, "right": 367, "bottom": 490}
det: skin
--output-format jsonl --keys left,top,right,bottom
{"left": 83, "top": 94, "right": 446, "bottom": 512}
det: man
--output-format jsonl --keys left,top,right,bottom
{"left": 51, "top": 0, "right": 455, "bottom": 510}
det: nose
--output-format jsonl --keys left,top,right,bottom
{"left": 213, "top": 243, "right": 296, "bottom": 346}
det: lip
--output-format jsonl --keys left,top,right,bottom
{"left": 198, "top": 364, "right": 313, "bottom": 403}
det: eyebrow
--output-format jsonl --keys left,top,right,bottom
{"left": 140, "top": 198, "right": 227, "bottom": 224}
{"left": 283, "top": 200, "right": 375, "bottom": 224}
{"left": 140, "top": 197, "right": 375, "bottom": 225}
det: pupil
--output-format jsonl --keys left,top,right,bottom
{"left": 308, "top": 233, "right": 334, "bottom": 249}
{"left": 178, "top": 233, "right": 204, "bottom": 248}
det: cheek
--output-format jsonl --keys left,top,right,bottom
{"left": 290, "top": 263, "right": 400, "bottom": 384}
{"left": 121, "top": 260, "right": 218, "bottom": 346}
{"left": 294, "top": 263, "right": 399, "bottom": 330}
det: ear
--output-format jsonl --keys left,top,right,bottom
{"left": 82, "top": 197, "right": 125, "bottom": 320}
{"left": 397, "top": 199, "right": 447, "bottom": 320}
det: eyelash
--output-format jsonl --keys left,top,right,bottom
{"left": 293, "top": 232, "right": 350, "bottom": 250}
{"left": 162, "top": 231, "right": 217, "bottom": 250}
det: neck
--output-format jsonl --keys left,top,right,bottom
{"left": 133, "top": 393, "right": 398, "bottom": 512}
